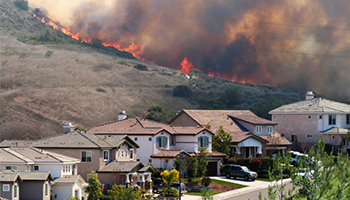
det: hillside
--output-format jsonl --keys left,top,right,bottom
{"left": 0, "top": 1, "right": 304, "bottom": 141}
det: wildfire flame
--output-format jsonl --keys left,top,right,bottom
{"left": 180, "top": 58, "right": 194, "bottom": 74}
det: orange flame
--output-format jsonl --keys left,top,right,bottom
{"left": 102, "top": 42, "right": 144, "bottom": 60}
{"left": 180, "top": 58, "right": 194, "bottom": 74}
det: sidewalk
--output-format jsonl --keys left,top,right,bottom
{"left": 181, "top": 176, "right": 292, "bottom": 200}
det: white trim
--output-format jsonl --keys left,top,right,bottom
{"left": 103, "top": 150, "right": 109, "bottom": 161}
{"left": 81, "top": 151, "right": 92, "bottom": 163}
{"left": 256, "top": 126, "right": 262, "bottom": 133}
{"left": 3, "top": 184, "right": 10, "bottom": 192}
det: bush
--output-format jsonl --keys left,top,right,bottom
{"left": 13, "top": 0, "right": 29, "bottom": 10}
{"left": 173, "top": 85, "right": 192, "bottom": 98}
{"left": 134, "top": 64, "right": 148, "bottom": 71}
{"left": 249, "top": 157, "right": 262, "bottom": 172}
{"left": 162, "top": 187, "right": 179, "bottom": 197}
{"left": 201, "top": 177, "right": 211, "bottom": 187}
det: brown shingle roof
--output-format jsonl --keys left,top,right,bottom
{"left": 0, "top": 170, "right": 22, "bottom": 182}
{"left": 18, "top": 171, "right": 54, "bottom": 181}
{"left": 53, "top": 175, "right": 87, "bottom": 185}
{"left": 261, "top": 132, "right": 292, "bottom": 146}
{"left": 151, "top": 150, "right": 192, "bottom": 158}
{"left": 98, "top": 161, "right": 144, "bottom": 173}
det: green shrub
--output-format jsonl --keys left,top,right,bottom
{"left": 201, "top": 177, "right": 211, "bottom": 187}
{"left": 118, "top": 61, "right": 131, "bottom": 66}
{"left": 173, "top": 85, "right": 192, "bottom": 98}
{"left": 162, "top": 187, "right": 179, "bottom": 197}
{"left": 134, "top": 64, "right": 148, "bottom": 71}
{"left": 13, "top": 0, "right": 29, "bottom": 10}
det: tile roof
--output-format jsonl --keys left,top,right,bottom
{"left": 0, "top": 131, "right": 137, "bottom": 149}
{"left": 260, "top": 132, "right": 292, "bottom": 146}
{"left": 88, "top": 117, "right": 210, "bottom": 136}
{"left": 151, "top": 150, "right": 192, "bottom": 158}
{"left": 18, "top": 171, "right": 54, "bottom": 181}
{"left": 0, "top": 147, "right": 80, "bottom": 164}
{"left": 321, "top": 127, "right": 350, "bottom": 135}
{"left": 52, "top": 175, "right": 87, "bottom": 185}
{"left": 0, "top": 170, "right": 22, "bottom": 182}
{"left": 189, "top": 151, "right": 226, "bottom": 158}
{"left": 98, "top": 161, "right": 144, "bottom": 173}
{"left": 269, "top": 98, "right": 350, "bottom": 114}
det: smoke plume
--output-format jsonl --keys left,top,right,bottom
{"left": 29, "top": 0, "right": 350, "bottom": 100}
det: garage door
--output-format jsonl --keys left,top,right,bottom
{"left": 206, "top": 162, "right": 217, "bottom": 176}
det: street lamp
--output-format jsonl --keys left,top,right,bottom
{"left": 178, "top": 145, "right": 197, "bottom": 200}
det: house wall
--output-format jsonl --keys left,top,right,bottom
{"left": 52, "top": 184, "right": 73, "bottom": 200}
{"left": 272, "top": 114, "right": 319, "bottom": 143}
{"left": 34, "top": 164, "right": 63, "bottom": 179}
{"left": 169, "top": 113, "right": 199, "bottom": 126}
{"left": 98, "top": 173, "right": 126, "bottom": 186}
{"left": 236, "top": 120, "right": 275, "bottom": 136}
{"left": 174, "top": 131, "right": 213, "bottom": 152}
{"left": 41, "top": 148, "right": 101, "bottom": 181}
{"left": 20, "top": 180, "right": 50, "bottom": 200}
{"left": 0, "top": 164, "right": 27, "bottom": 171}
{"left": 115, "top": 143, "right": 136, "bottom": 162}
{"left": 322, "top": 135, "right": 343, "bottom": 146}
{"left": 151, "top": 158, "right": 174, "bottom": 170}
{"left": 0, "top": 182, "right": 16, "bottom": 200}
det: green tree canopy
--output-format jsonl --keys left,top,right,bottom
{"left": 197, "top": 147, "right": 211, "bottom": 177}
{"left": 173, "top": 85, "right": 192, "bottom": 98}
{"left": 212, "top": 126, "right": 232, "bottom": 158}
{"left": 143, "top": 104, "right": 176, "bottom": 123}
{"left": 160, "top": 169, "right": 179, "bottom": 186}
{"left": 85, "top": 171, "right": 102, "bottom": 200}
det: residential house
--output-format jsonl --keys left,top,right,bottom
{"left": 0, "top": 131, "right": 153, "bottom": 190}
{"left": 0, "top": 147, "right": 87, "bottom": 200}
{"left": 0, "top": 170, "right": 54, "bottom": 200}
{"left": 87, "top": 114, "right": 226, "bottom": 176}
{"left": 0, "top": 170, "right": 21, "bottom": 200}
{"left": 168, "top": 109, "right": 291, "bottom": 157}
{"left": 269, "top": 91, "right": 350, "bottom": 153}
{"left": 51, "top": 175, "right": 88, "bottom": 200}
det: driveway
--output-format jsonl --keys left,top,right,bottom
{"left": 181, "top": 176, "right": 292, "bottom": 200}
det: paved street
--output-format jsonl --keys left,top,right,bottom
{"left": 182, "top": 177, "right": 293, "bottom": 200}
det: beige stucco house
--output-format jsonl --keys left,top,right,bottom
{"left": 269, "top": 91, "right": 350, "bottom": 153}
{"left": 169, "top": 109, "right": 291, "bottom": 157}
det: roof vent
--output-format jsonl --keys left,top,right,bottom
{"left": 118, "top": 111, "right": 127, "bottom": 121}
{"left": 63, "top": 123, "right": 74, "bottom": 134}
{"left": 305, "top": 91, "right": 314, "bottom": 100}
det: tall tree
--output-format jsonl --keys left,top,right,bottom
{"left": 212, "top": 126, "right": 232, "bottom": 158}
{"left": 85, "top": 171, "right": 102, "bottom": 200}
{"left": 197, "top": 147, "right": 211, "bottom": 177}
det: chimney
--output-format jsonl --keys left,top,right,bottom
{"left": 118, "top": 111, "right": 127, "bottom": 121}
{"left": 305, "top": 91, "right": 314, "bottom": 100}
{"left": 63, "top": 123, "right": 74, "bottom": 134}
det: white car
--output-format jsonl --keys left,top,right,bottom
{"left": 290, "top": 151, "right": 308, "bottom": 166}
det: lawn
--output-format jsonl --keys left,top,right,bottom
{"left": 185, "top": 179, "right": 247, "bottom": 196}
{"left": 256, "top": 177, "right": 271, "bottom": 182}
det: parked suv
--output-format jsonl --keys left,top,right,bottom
{"left": 222, "top": 164, "right": 258, "bottom": 181}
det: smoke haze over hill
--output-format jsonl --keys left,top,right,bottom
{"left": 29, "top": 0, "right": 350, "bottom": 100}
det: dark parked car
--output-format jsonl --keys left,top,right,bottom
{"left": 153, "top": 182, "right": 187, "bottom": 194}
{"left": 221, "top": 164, "right": 258, "bottom": 181}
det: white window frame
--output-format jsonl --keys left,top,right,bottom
{"left": 14, "top": 183, "right": 18, "bottom": 198}
{"left": 45, "top": 182, "right": 49, "bottom": 197}
{"left": 81, "top": 151, "right": 92, "bottom": 163}
{"left": 3, "top": 184, "right": 10, "bottom": 192}
{"left": 103, "top": 150, "right": 109, "bottom": 161}
{"left": 329, "top": 115, "right": 336, "bottom": 125}
{"left": 157, "top": 137, "right": 167, "bottom": 148}
{"left": 5, "top": 166, "right": 17, "bottom": 170}
{"left": 198, "top": 136, "right": 209, "bottom": 148}
{"left": 121, "top": 150, "right": 124, "bottom": 157}
{"left": 256, "top": 126, "right": 262, "bottom": 133}
{"left": 267, "top": 126, "right": 273, "bottom": 134}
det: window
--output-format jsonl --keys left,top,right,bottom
{"left": 198, "top": 137, "right": 209, "bottom": 147}
{"left": 130, "top": 149, "right": 134, "bottom": 160}
{"left": 3, "top": 184, "right": 10, "bottom": 192}
{"left": 148, "top": 159, "right": 152, "bottom": 163}
{"left": 103, "top": 150, "right": 109, "bottom": 161}
{"left": 283, "top": 115, "right": 287, "bottom": 119}
{"left": 170, "top": 135, "right": 176, "bottom": 146}
{"left": 45, "top": 182, "right": 49, "bottom": 197}
{"left": 149, "top": 137, "right": 152, "bottom": 141}
{"left": 267, "top": 126, "right": 273, "bottom": 134}
{"left": 125, "top": 150, "right": 128, "bottom": 157}
{"left": 256, "top": 126, "right": 262, "bottom": 133}
{"left": 273, "top": 115, "right": 276, "bottom": 119}
{"left": 308, "top": 115, "right": 311, "bottom": 119}
{"left": 118, "top": 150, "right": 120, "bottom": 158}
{"left": 319, "top": 115, "right": 322, "bottom": 119}
{"left": 34, "top": 165, "right": 39, "bottom": 171}
{"left": 63, "top": 165, "right": 71, "bottom": 173}
{"left": 5, "top": 166, "right": 17, "bottom": 170}
{"left": 121, "top": 150, "right": 124, "bottom": 157}
{"left": 329, "top": 115, "right": 336, "bottom": 125}
{"left": 134, "top": 137, "right": 138, "bottom": 142}
{"left": 81, "top": 151, "right": 92, "bottom": 162}
{"left": 307, "top": 135, "right": 313, "bottom": 138}
{"left": 347, "top": 114, "right": 350, "bottom": 124}
{"left": 14, "top": 184, "right": 18, "bottom": 198}
{"left": 291, "top": 135, "right": 298, "bottom": 142}
{"left": 331, "top": 135, "right": 335, "bottom": 140}
{"left": 157, "top": 137, "right": 167, "bottom": 148}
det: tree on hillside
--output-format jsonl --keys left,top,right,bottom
{"left": 173, "top": 85, "right": 192, "bottom": 98}
{"left": 13, "top": 0, "right": 28, "bottom": 10}
{"left": 197, "top": 147, "right": 211, "bottom": 177}
{"left": 143, "top": 104, "right": 176, "bottom": 123}
{"left": 85, "top": 171, "right": 102, "bottom": 200}
{"left": 219, "top": 87, "right": 241, "bottom": 108}
{"left": 250, "top": 98, "right": 284, "bottom": 120}
{"left": 212, "top": 126, "right": 232, "bottom": 158}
